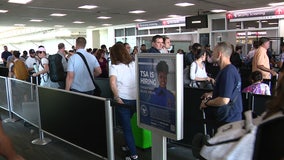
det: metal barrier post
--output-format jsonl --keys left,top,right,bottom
{"left": 3, "top": 78, "right": 17, "bottom": 123}
{"left": 105, "top": 100, "right": 115, "bottom": 160}
{"left": 31, "top": 83, "right": 51, "bottom": 145}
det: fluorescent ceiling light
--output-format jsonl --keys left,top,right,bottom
{"left": 30, "top": 19, "right": 43, "bottom": 22}
{"left": 0, "top": 10, "right": 8, "bottom": 13}
{"left": 78, "top": 5, "right": 98, "bottom": 9}
{"left": 129, "top": 10, "right": 146, "bottom": 14}
{"left": 102, "top": 24, "right": 112, "bottom": 26}
{"left": 168, "top": 15, "right": 182, "bottom": 18}
{"left": 97, "top": 16, "right": 111, "bottom": 19}
{"left": 269, "top": 23, "right": 278, "bottom": 25}
{"left": 50, "top": 13, "right": 66, "bottom": 17}
{"left": 87, "top": 26, "right": 96, "bottom": 28}
{"left": 134, "top": 19, "right": 146, "bottom": 22}
{"left": 261, "top": 20, "right": 268, "bottom": 23}
{"left": 14, "top": 24, "right": 25, "bottom": 27}
{"left": 269, "top": 2, "right": 284, "bottom": 6}
{"left": 54, "top": 25, "right": 64, "bottom": 28}
{"left": 174, "top": 2, "right": 194, "bottom": 7}
{"left": 8, "top": 0, "right": 32, "bottom": 4}
{"left": 73, "top": 21, "right": 85, "bottom": 24}
{"left": 211, "top": 9, "right": 227, "bottom": 13}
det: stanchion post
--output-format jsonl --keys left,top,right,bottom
{"left": 105, "top": 100, "right": 115, "bottom": 160}
{"left": 31, "top": 85, "right": 51, "bottom": 145}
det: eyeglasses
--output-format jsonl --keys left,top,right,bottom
{"left": 37, "top": 51, "right": 43, "bottom": 54}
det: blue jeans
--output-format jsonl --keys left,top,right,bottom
{"left": 116, "top": 98, "right": 137, "bottom": 156}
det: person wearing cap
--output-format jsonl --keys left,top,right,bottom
{"left": 252, "top": 37, "right": 277, "bottom": 86}
{"left": 25, "top": 49, "right": 39, "bottom": 73}
{"left": 32, "top": 47, "right": 59, "bottom": 88}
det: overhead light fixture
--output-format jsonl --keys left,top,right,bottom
{"left": 54, "top": 25, "right": 64, "bottom": 28}
{"left": 134, "top": 19, "right": 146, "bottom": 22}
{"left": 87, "top": 26, "right": 96, "bottom": 28}
{"left": 50, "top": 13, "right": 66, "bottom": 17}
{"left": 78, "top": 5, "right": 98, "bottom": 9}
{"left": 102, "top": 24, "right": 112, "bottom": 26}
{"left": 269, "top": 2, "right": 284, "bottom": 6}
{"left": 129, "top": 10, "right": 146, "bottom": 14}
{"left": 0, "top": 10, "right": 8, "bottom": 13}
{"left": 174, "top": 2, "right": 194, "bottom": 7}
{"left": 97, "top": 16, "right": 111, "bottom": 19}
{"left": 14, "top": 24, "right": 25, "bottom": 27}
{"left": 168, "top": 15, "right": 183, "bottom": 18}
{"left": 30, "top": 19, "right": 43, "bottom": 22}
{"left": 8, "top": 0, "right": 32, "bottom": 4}
{"left": 211, "top": 9, "right": 227, "bottom": 13}
{"left": 73, "top": 21, "right": 85, "bottom": 24}
{"left": 261, "top": 20, "right": 268, "bottom": 23}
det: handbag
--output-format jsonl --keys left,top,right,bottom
{"left": 77, "top": 52, "right": 102, "bottom": 96}
{"left": 200, "top": 110, "right": 259, "bottom": 160}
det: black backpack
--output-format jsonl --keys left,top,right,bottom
{"left": 48, "top": 54, "right": 65, "bottom": 82}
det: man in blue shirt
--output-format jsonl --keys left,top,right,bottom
{"left": 200, "top": 42, "right": 242, "bottom": 133}
{"left": 150, "top": 61, "right": 175, "bottom": 108}
{"left": 1, "top": 46, "right": 12, "bottom": 67}
{"left": 65, "top": 37, "right": 102, "bottom": 95}
{"left": 147, "top": 35, "right": 163, "bottom": 53}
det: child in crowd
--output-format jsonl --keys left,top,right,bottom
{"left": 242, "top": 71, "right": 271, "bottom": 95}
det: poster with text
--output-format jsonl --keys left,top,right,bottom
{"left": 137, "top": 54, "right": 183, "bottom": 140}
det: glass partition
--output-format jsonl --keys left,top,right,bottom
{"left": 0, "top": 77, "right": 8, "bottom": 110}
{"left": 9, "top": 79, "right": 39, "bottom": 126}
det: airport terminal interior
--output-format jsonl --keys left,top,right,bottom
{"left": 1, "top": 0, "right": 284, "bottom": 160}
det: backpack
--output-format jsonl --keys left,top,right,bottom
{"left": 13, "top": 60, "right": 29, "bottom": 81}
{"left": 48, "top": 54, "right": 65, "bottom": 82}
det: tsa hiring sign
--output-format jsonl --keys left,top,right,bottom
{"left": 137, "top": 54, "right": 183, "bottom": 140}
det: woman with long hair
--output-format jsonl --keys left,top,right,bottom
{"left": 109, "top": 43, "right": 138, "bottom": 160}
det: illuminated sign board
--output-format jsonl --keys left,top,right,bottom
{"left": 227, "top": 6, "right": 284, "bottom": 22}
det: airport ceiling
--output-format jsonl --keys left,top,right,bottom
{"left": 0, "top": 0, "right": 283, "bottom": 29}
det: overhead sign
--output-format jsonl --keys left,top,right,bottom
{"left": 136, "top": 18, "right": 185, "bottom": 30}
{"left": 227, "top": 6, "right": 284, "bottom": 22}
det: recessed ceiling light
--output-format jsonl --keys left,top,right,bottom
{"left": 78, "top": 5, "right": 98, "bottom": 9}
{"left": 8, "top": 0, "right": 32, "bottom": 4}
{"left": 73, "top": 21, "right": 85, "bottom": 24}
{"left": 129, "top": 10, "right": 146, "bottom": 14}
{"left": 102, "top": 24, "right": 112, "bottom": 26}
{"left": 30, "top": 19, "right": 43, "bottom": 22}
{"left": 134, "top": 19, "right": 146, "bottom": 22}
{"left": 269, "top": 22, "right": 278, "bottom": 25}
{"left": 0, "top": 10, "right": 8, "bottom": 13}
{"left": 14, "top": 24, "right": 26, "bottom": 27}
{"left": 87, "top": 26, "right": 96, "bottom": 28}
{"left": 174, "top": 2, "right": 195, "bottom": 7}
{"left": 261, "top": 20, "right": 268, "bottom": 23}
{"left": 269, "top": 2, "right": 284, "bottom": 6}
{"left": 97, "top": 16, "right": 111, "bottom": 19}
{"left": 50, "top": 13, "right": 67, "bottom": 17}
{"left": 211, "top": 9, "right": 227, "bottom": 13}
{"left": 54, "top": 25, "right": 64, "bottom": 28}
{"left": 168, "top": 15, "right": 183, "bottom": 18}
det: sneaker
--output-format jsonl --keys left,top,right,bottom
{"left": 121, "top": 145, "right": 129, "bottom": 152}
{"left": 125, "top": 155, "right": 138, "bottom": 160}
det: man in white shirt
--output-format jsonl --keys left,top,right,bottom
{"left": 25, "top": 49, "right": 38, "bottom": 73}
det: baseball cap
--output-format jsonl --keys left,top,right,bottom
{"left": 37, "top": 47, "right": 46, "bottom": 52}
{"left": 29, "top": 49, "right": 35, "bottom": 54}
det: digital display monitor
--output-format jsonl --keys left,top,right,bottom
{"left": 185, "top": 15, "right": 208, "bottom": 29}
